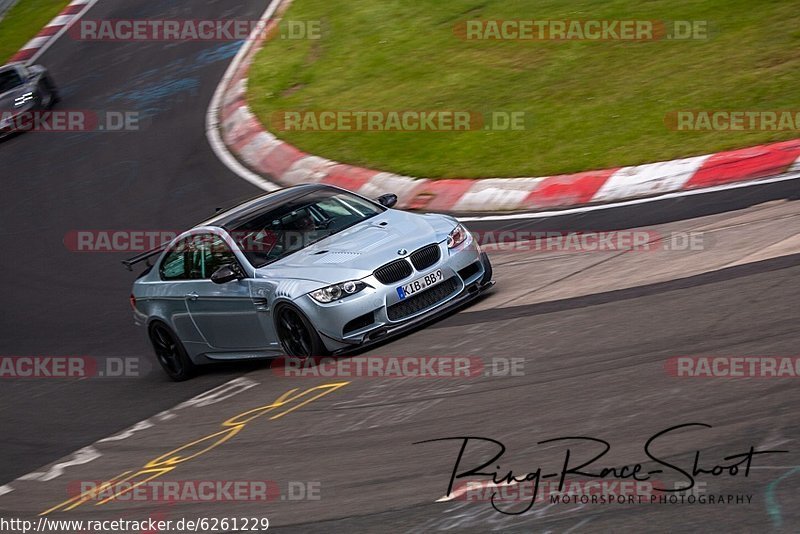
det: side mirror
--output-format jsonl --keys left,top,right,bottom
{"left": 211, "top": 264, "right": 242, "bottom": 284}
{"left": 377, "top": 193, "right": 398, "bottom": 208}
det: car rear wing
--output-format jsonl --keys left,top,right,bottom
{"left": 121, "top": 246, "right": 166, "bottom": 271}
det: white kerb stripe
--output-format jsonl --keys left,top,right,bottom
{"left": 46, "top": 15, "right": 75, "bottom": 27}
{"left": 788, "top": 155, "right": 800, "bottom": 173}
{"left": 358, "top": 172, "right": 422, "bottom": 205}
{"left": 591, "top": 154, "right": 711, "bottom": 202}
{"left": 453, "top": 177, "right": 544, "bottom": 212}
{"left": 282, "top": 155, "right": 336, "bottom": 185}
{"left": 21, "top": 36, "right": 51, "bottom": 50}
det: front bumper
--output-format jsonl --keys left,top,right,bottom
{"left": 295, "top": 237, "right": 494, "bottom": 352}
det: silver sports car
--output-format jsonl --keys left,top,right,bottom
{"left": 0, "top": 62, "right": 59, "bottom": 138}
{"left": 125, "top": 184, "right": 494, "bottom": 380}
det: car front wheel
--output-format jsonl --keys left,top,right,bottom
{"left": 275, "top": 305, "right": 329, "bottom": 360}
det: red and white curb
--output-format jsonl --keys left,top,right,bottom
{"left": 211, "top": 1, "right": 800, "bottom": 214}
{"left": 8, "top": 0, "right": 97, "bottom": 64}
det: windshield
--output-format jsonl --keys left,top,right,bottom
{"left": 0, "top": 70, "right": 23, "bottom": 94}
{"left": 230, "top": 189, "right": 384, "bottom": 267}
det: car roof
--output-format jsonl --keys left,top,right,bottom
{"left": 199, "top": 183, "right": 338, "bottom": 230}
{"left": 123, "top": 184, "right": 366, "bottom": 271}
{"left": 0, "top": 63, "right": 23, "bottom": 72}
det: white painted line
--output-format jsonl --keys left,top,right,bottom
{"left": 18, "top": 447, "right": 101, "bottom": 482}
{"left": 96, "top": 419, "right": 154, "bottom": 443}
{"left": 173, "top": 376, "right": 258, "bottom": 408}
{"left": 26, "top": 0, "right": 100, "bottom": 65}
{"left": 0, "top": 376, "right": 259, "bottom": 497}
{"left": 458, "top": 171, "right": 800, "bottom": 222}
{"left": 205, "top": 1, "right": 282, "bottom": 193}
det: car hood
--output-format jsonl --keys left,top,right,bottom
{"left": 256, "top": 210, "right": 457, "bottom": 286}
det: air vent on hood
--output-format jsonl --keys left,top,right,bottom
{"left": 314, "top": 252, "right": 361, "bottom": 264}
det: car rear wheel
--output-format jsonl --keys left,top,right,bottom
{"left": 149, "top": 322, "right": 196, "bottom": 381}
{"left": 40, "top": 76, "right": 59, "bottom": 108}
{"left": 40, "top": 91, "right": 53, "bottom": 109}
{"left": 275, "top": 305, "right": 328, "bottom": 359}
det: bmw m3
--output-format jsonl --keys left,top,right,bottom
{"left": 125, "top": 184, "right": 494, "bottom": 380}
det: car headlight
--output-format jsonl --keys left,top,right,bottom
{"left": 447, "top": 223, "right": 469, "bottom": 249}
{"left": 14, "top": 92, "right": 33, "bottom": 108}
{"left": 309, "top": 281, "right": 368, "bottom": 303}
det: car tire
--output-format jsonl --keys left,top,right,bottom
{"left": 274, "top": 304, "right": 329, "bottom": 360}
{"left": 45, "top": 89, "right": 59, "bottom": 108}
{"left": 37, "top": 90, "right": 53, "bottom": 109}
{"left": 148, "top": 322, "right": 197, "bottom": 381}
{"left": 41, "top": 76, "right": 59, "bottom": 107}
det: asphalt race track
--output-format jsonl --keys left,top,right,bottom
{"left": 0, "top": 0, "right": 271, "bottom": 484}
{"left": 2, "top": 253, "right": 799, "bottom": 531}
{"left": 1, "top": 0, "right": 799, "bottom": 531}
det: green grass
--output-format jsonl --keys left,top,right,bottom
{"left": 247, "top": 0, "right": 800, "bottom": 178}
{"left": 0, "top": 0, "right": 70, "bottom": 63}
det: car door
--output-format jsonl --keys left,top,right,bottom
{"left": 157, "top": 236, "right": 206, "bottom": 346}
{"left": 183, "top": 233, "right": 270, "bottom": 351}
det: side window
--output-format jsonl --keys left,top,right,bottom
{"left": 201, "top": 234, "right": 239, "bottom": 277}
{"left": 159, "top": 237, "right": 192, "bottom": 280}
{"left": 0, "top": 69, "right": 23, "bottom": 93}
{"left": 159, "top": 234, "right": 239, "bottom": 280}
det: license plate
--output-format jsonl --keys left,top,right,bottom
{"left": 397, "top": 269, "right": 444, "bottom": 299}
